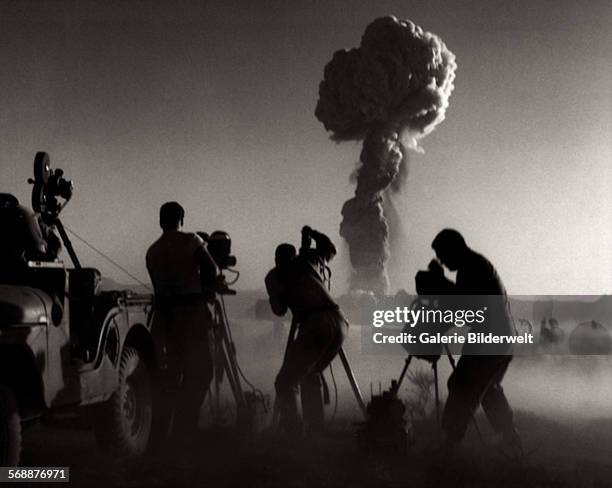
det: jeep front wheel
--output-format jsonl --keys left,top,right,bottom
{"left": 94, "top": 347, "right": 152, "bottom": 457}
{"left": 0, "top": 383, "right": 21, "bottom": 466}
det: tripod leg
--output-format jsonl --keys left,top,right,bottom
{"left": 393, "top": 356, "right": 413, "bottom": 394}
{"left": 55, "top": 219, "right": 82, "bottom": 268}
{"left": 214, "top": 352, "right": 221, "bottom": 421}
{"left": 271, "top": 397, "right": 280, "bottom": 429}
{"left": 271, "top": 318, "right": 298, "bottom": 430}
{"left": 338, "top": 348, "right": 367, "bottom": 417}
{"left": 215, "top": 300, "right": 246, "bottom": 406}
{"left": 218, "top": 341, "right": 242, "bottom": 406}
{"left": 444, "top": 344, "right": 457, "bottom": 370}
{"left": 433, "top": 361, "right": 440, "bottom": 430}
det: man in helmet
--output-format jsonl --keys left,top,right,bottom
{"left": 265, "top": 226, "right": 348, "bottom": 437}
{"left": 430, "top": 229, "right": 521, "bottom": 455}
{"left": 0, "top": 193, "right": 50, "bottom": 283}
{"left": 146, "top": 201, "right": 219, "bottom": 441}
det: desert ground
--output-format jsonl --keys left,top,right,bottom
{"left": 19, "top": 302, "right": 612, "bottom": 487}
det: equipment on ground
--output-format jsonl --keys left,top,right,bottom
{"left": 357, "top": 380, "right": 412, "bottom": 453}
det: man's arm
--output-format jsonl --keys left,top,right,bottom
{"left": 145, "top": 249, "right": 158, "bottom": 294}
{"left": 39, "top": 219, "right": 62, "bottom": 260}
{"left": 265, "top": 269, "right": 288, "bottom": 316}
{"left": 21, "top": 207, "right": 47, "bottom": 259}
{"left": 301, "top": 226, "right": 336, "bottom": 263}
{"left": 196, "top": 242, "right": 220, "bottom": 289}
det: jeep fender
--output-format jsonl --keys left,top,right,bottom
{"left": 79, "top": 297, "right": 158, "bottom": 406}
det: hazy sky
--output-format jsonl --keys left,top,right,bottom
{"left": 1, "top": 0, "right": 610, "bottom": 294}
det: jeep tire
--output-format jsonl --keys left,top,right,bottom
{"left": 0, "top": 383, "right": 21, "bottom": 466}
{"left": 94, "top": 347, "right": 152, "bottom": 457}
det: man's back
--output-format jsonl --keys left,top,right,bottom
{"left": 0, "top": 204, "right": 48, "bottom": 283}
{"left": 146, "top": 230, "right": 204, "bottom": 296}
{"left": 0, "top": 204, "right": 47, "bottom": 259}
{"left": 457, "top": 250, "right": 514, "bottom": 351}
{"left": 456, "top": 250, "right": 506, "bottom": 295}
{"left": 286, "top": 255, "right": 337, "bottom": 316}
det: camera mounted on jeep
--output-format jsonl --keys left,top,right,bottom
{"left": 28, "top": 152, "right": 74, "bottom": 224}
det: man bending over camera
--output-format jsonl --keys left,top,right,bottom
{"left": 427, "top": 229, "right": 521, "bottom": 456}
{"left": 265, "top": 226, "right": 348, "bottom": 437}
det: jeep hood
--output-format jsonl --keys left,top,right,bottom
{"left": 0, "top": 285, "right": 51, "bottom": 326}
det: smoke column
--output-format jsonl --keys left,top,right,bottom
{"left": 316, "top": 16, "right": 457, "bottom": 294}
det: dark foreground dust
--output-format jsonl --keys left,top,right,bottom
{"left": 20, "top": 410, "right": 612, "bottom": 488}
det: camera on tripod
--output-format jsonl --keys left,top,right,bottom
{"left": 415, "top": 259, "right": 454, "bottom": 296}
{"left": 206, "top": 231, "right": 237, "bottom": 270}
{"left": 197, "top": 230, "right": 238, "bottom": 295}
{"left": 28, "top": 152, "right": 74, "bottom": 223}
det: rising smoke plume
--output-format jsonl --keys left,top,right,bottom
{"left": 316, "top": 16, "right": 457, "bottom": 294}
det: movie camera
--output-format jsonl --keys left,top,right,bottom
{"left": 27, "top": 152, "right": 81, "bottom": 267}
{"left": 205, "top": 231, "right": 237, "bottom": 270}
{"left": 197, "top": 230, "right": 238, "bottom": 296}
{"left": 414, "top": 259, "right": 455, "bottom": 296}
{"left": 195, "top": 231, "right": 267, "bottom": 429}
{"left": 28, "top": 152, "right": 74, "bottom": 223}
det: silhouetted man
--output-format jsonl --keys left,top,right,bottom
{"left": 146, "top": 201, "right": 219, "bottom": 441}
{"left": 0, "top": 193, "right": 53, "bottom": 283}
{"left": 430, "top": 229, "right": 521, "bottom": 453}
{"left": 265, "top": 226, "right": 347, "bottom": 436}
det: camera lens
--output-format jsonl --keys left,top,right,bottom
{"left": 57, "top": 178, "right": 74, "bottom": 199}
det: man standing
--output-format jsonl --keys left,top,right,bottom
{"left": 430, "top": 229, "right": 521, "bottom": 454}
{"left": 146, "top": 201, "right": 218, "bottom": 441}
{"left": 265, "top": 226, "right": 347, "bottom": 436}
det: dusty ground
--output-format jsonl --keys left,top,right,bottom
{"left": 19, "top": 320, "right": 612, "bottom": 487}
{"left": 21, "top": 410, "right": 612, "bottom": 488}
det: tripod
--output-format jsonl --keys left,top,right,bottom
{"left": 272, "top": 318, "right": 367, "bottom": 429}
{"left": 209, "top": 293, "right": 257, "bottom": 428}
{"left": 392, "top": 344, "right": 481, "bottom": 437}
{"left": 338, "top": 347, "right": 367, "bottom": 416}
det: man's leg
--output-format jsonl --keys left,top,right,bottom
{"left": 173, "top": 330, "right": 213, "bottom": 439}
{"left": 164, "top": 361, "right": 185, "bottom": 440}
{"left": 442, "top": 356, "right": 504, "bottom": 444}
{"left": 275, "top": 312, "right": 346, "bottom": 436}
{"left": 300, "top": 372, "right": 324, "bottom": 433}
{"left": 299, "top": 312, "right": 346, "bottom": 434}
{"left": 480, "top": 356, "right": 520, "bottom": 450}
{"left": 274, "top": 319, "right": 331, "bottom": 436}
{"left": 168, "top": 303, "right": 214, "bottom": 440}
{"left": 275, "top": 354, "right": 305, "bottom": 437}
